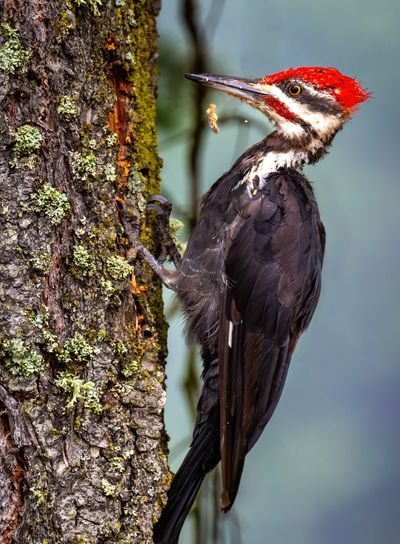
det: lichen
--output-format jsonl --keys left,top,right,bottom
{"left": 107, "top": 448, "right": 136, "bottom": 479}
{"left": 54, "top": 9, "right": 76, "bottom": 43}
{"left": 121, "top": 359, "right": 139, "bottom": 379}
{"left": 109, "top": 456, "right": 125, "bottom": 473}
{"left": 127, "top": 168, "right": 146, "bottom": 211}
{"left": 112, "top": 328, "right": 159, "bottom": 379}
{"left": 1, "top": 2, "right": 167, "bottom": 540}
{"left": 124, "top": 51, "right": 134, "bottom": 64}
{"left": 55, "top": 371, "right": 103, "bottom": 412}
{"left": 113, "top": 340, "right": 128, "bottom": 358}
{"left": 71, "top": 151, "right": 97, "bottom": 181}
{"left": 101, "top": 477, "right": 117, "bottom": 497}
{"left": 0, "top": 338, "right": 44, "bottom": 376}
{"left": 169, "top": 217, "right": 186, "bottom": 255}
{"left": 14, "top": 124, "right": 42, "bottom": 155}
{"left": 30, "top": 311, "right": 59, "bottom": 353}
{"left": 106, "top": 255, "right": 133, "bottom": 280}
{"left": 11, "top": 124, "right": 43, "bottom": 168}
{"left": 0, "top": 23, "right": 30, "bottom": 74}
{"left": 100, "top": 277, "right": 117, "bottom": 296}
{"left": 30, "top": 482, "right": 47, "bottom": 506}
{"left": 104, "top": 163, "right": 118, "bottom": 182}
{"left": 72, "top": 0, "right": 103, "bottom": 17}
{"left": 58, "top": 332, "right": 96, "bottom": 365}
{"left": 33, "top": 183, "right": 71, "bottom": 225}
{"left": 57, "top": 95, "right": 77, "bottom": 119}
{"left": 30, "top": 252, "right": 51, "bottom": 275}
{"left": 72, "top": 244, "right": 96, "bottom": 276}
{"left": 106, "top": 132, "right": 118, "bottom": 148}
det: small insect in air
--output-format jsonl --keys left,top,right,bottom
{"left": 206, "top": 103, "right": 219, "bottom": 133}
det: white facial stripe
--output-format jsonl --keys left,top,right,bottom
{"left": 262, "top": 84, "right": 342, "bottom": 140}
{"left": 277, "top": 120, "right": 307, "bottom": 139}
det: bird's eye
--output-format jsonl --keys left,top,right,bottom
{"left": 288, "top": 84, "right": 301, "bottom": 96}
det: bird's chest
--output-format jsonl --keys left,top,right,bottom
{"left": 180, "top": 167, "right": 319, "bottom": 285}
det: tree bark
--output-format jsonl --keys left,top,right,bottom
{"left": 0, "top": 1, "right": 169, "bottom": 542}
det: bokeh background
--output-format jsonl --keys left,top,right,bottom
{"left": 156, "top": 1, "right": 400, "bottom": 543}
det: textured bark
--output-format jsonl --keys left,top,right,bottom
{"left": 0, "top": 1, "right": 169, "bottom": 542}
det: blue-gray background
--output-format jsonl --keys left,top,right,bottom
{"left": 157, "top": 1, "right": 400, "bottom": 543}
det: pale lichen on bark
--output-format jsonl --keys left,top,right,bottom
{"left": 0, "top": 1, "right": 169, "bottom": 542}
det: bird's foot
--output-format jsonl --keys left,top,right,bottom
{"left": 117, "top": 199, "right": 176, "bottom": 290}
{"left": 146, "top": 195, "right": 182, "bottom": 268}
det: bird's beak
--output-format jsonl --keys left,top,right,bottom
{"left": 185, "top": 73, "right": 271, "bottom": 102}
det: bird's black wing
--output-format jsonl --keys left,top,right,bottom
{"left": 219, "top": 170, "right": 324, "bottom": 510}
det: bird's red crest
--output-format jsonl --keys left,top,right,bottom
{"left": 262, "top": 66, "right": 369, "bottom": 113}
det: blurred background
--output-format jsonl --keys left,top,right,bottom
{"left": 156, "top": 1, "right": 400, "bottom": 543}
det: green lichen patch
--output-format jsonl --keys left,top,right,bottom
{"left": 127, "top": 168, "right": 146, "bottom": 211}
{"left": 112, "top": 340, "right": 138, "bottom": 378}
{"left": 14, "top": 124, "right": 42, "bottom": 156}
{"left": 11, "top": 124, "right": 43, "bottom": 168}
{"left": 106, "top": 255, "right": 133, "bottom": 280}
{"left": 30, "top": 311, "right": 59, "bottom": 353}
{"left": 30, "top": 483, "right": 46, "bottom": 505}
{"left": 109, "top": 456, "right": 125, "bottom": 473}
{"left": 30, "top": 252, "right": 51, "bottom": 275}
{"left": 0, "top": 23, "right": 30, "bottom": 74}
{"left": 55, "top": 371, "right": 103, "bottom": 412}
{"left": 54, "top": 9, "right": 76, "bottom": 43}
{"left": 112, "top": 326, "right": 159, "bottom": 379}
{"left": 101, "top": 477, "right": 117, "bottom": 496}
{"left": 57, "top": 95, "right": 77, "bottom": 119}
{"left": 109, "top": 450, "right": 133, "bottom": 473}
{"left": 104, "top": 163, "right": 118, "bottom": 183}
{"left": 169, "top": 217, "right": 186, "bottom": 256}
{"left": 71, "top": 151, "right": 97, "bottom": 181}
{"left": 58, "top": 332, "right": 96, "bottom": 365}
{"left": 33, "top": 183, "right": 71, "bottom": 225}
{"left": 105, "top": 132, "right": 118, "bottom": 148}
{"left": 72, "top": 244, "right": 96, "bottom": 276}
{"left": 72, "top": 0, "right": 103, "bottom": 17}
{"left": 100, "top": 277, "right": 117, "bottom": 296}
{"left": 121, "top": 359, "right": 139, "bottom": 379}
{"left": 0, "top": 338, "right": 44, "bottom": 377}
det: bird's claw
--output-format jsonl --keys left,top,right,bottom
{"left": 146, "top": 194, "right": 173, "bottom": 225}
{"left": 147, "top": 194, "right": 171, "bottom": 206}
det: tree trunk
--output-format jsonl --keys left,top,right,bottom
{"left": 0, "top": 1, "right": 169, "bottom": 542}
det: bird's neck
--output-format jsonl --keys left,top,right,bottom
{"left": 263, "top": 129, "right": 334, "bottom": 172}
{"left": 241, "top": 131, "right": 330, "bottom": 194}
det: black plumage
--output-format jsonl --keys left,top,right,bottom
{"left": 153, "top": 139, "right": 325, "bottom": 543}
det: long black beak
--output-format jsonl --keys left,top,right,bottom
{"left": 185, "top": 73, "right": 268, "bottom": 101}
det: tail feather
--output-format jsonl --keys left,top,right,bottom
{"left": 153, "top": 427, "right": 219, "bottom": 544}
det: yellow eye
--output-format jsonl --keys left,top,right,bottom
{"left": 288, "top": 84, "right": 301, "bottom": 96}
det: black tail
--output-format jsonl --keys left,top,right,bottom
{"left": 153, "top": 354, "right": 220, "bottom": 543}
{"left": 153, "top": 426, "right": 219, "bottom": 543}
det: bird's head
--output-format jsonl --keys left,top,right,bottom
{"left": 185, "top": 67, "right": 369, "bottom": 146}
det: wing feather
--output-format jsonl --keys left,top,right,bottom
{"left": 219, "top": 171, "right": 324, "bottom": 510}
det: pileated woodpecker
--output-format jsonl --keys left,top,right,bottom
{"left": 136, "top": 66, "right": 368, "bottom": 543}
